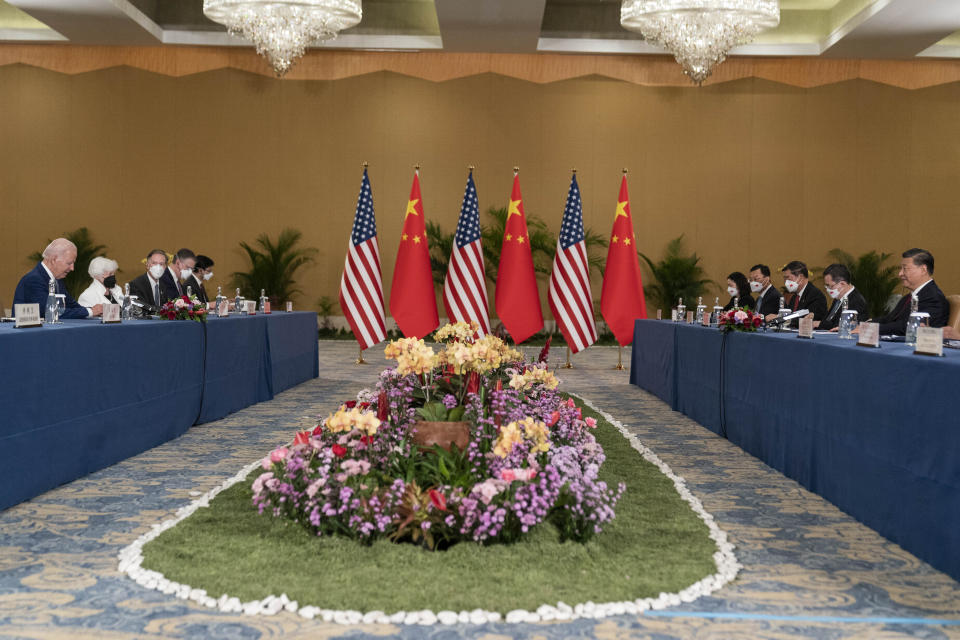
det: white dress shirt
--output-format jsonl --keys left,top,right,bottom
{"left": 42, "top": 262, "right": 92, "bottom": 317}
{"left": 78, "top": 279, "right": 124, "bottom": 307}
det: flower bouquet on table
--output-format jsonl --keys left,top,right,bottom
{"left": 253, "top": 321, "right": 625, "bottom": 551}
{"left": 718, "top": 307, "right": 762, "bottom": 332}
{"left": 158, "top": 294, "right": 207, "bottom": 323}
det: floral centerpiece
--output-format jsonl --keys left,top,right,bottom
{"left": 253, "top": 321, "right": 624, "bottom": 550}
{"left": 158, "top": 294, "right": 207, "bottom": 323}
{"left": 718, "top": 307, "right": 762, "bottom": 332}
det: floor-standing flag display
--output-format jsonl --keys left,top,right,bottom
{"left": 339, "top": 167, "right": 387, "bottom": 350}
{"left": 390, "top": 170, "right": 439, "bottom": 338}
{"left": 600, "top": 173, "right": 647, "bottom": 346}
{"left": 495, "top": 170, "right": 543, "bottom": 344}
{"left": 443, "top": 170, "right": 491, "bottom": 334}
{"left": 548, "top": 172, "right": 598, "bottom": 353}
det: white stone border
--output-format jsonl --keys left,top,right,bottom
{"left": 117, "top": 393, "right": 739, "bottom": 625}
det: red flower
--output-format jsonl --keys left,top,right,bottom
{"left": 181, "top": 295, "right": 189, "bottom": 303}
{"left": 377, "top": 390, "right": 389, "bottom": 421}
{"left": 312, "top": 424, "right": 324, "bottom": 436}
{"left": 466, "top": 371, "right": 480, "bottom": 394}
{"left": 360, "top": 435, "right": 375, "bottom": 446}
{"left": 358, "top": 402, "right": 370, "bottom": 411}
{"left": 293, "top": 431, "right": 310, "bottom": 445}
{"left": 495, "top": 379, "right": 503, "bottom": 392}
{"left": 547, "top": 411, "right": 560, "bottom": 427}
{"left": 331, "top": 444, "right": 347, "bottom": 458}
{"left": 343, "top": 400, "right": 357, "bottom": 409}
{"left": 753, "top": 316, "right": 762, "bottom": 327}
{"left": 428, "top": 489, "right": 447, "bottom": 511}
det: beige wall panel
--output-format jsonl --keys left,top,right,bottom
{"left": 3, "top": 66, "right": 959, "bottom": 320}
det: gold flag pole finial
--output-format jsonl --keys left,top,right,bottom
{"left": 362, "top": 161, "right": 369, "bottom": 169}
{"left": 468, "top": 165, "right": 475, "bottom": 172}
{"left": 356, "top": 347, "right": 367, "bottom": 365}
{"left": 415, "top": 163, "right": 421, "bottom": 173}
{"left": 571, "top": 168, "right": 577, "bottom": 174}
{"left": 513, "top": 166, "right": 519, "bottom": 176}
{"left": 622, "top": 167, "right": 628, "bottom": 175}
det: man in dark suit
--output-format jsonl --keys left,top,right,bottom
{"left": 128, "top": 249, "right": 169, "bottom": 311}
{"left": 873, "top": 248, "right": 949, "bottom": 335}
{"left": 818, "top": 263, "right": 869, "bottom": 331}
{"left": 749, "top": 264, "right": 781, "bottom": 321}
{"left": 781, "top": 260, "right": 827, "bottom": 324}
{"left": 182, "top": 254, "right": 213, "bottom": 305}
{"left": 158, "top": 248, "right": 196, "bottom": 304}
{"left": 12, "top": 238, "right": 102, "bottom": 318}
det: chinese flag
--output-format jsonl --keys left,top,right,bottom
{"left": 389, "top": 171, "right": 439, "bottom": 338}
{"left": 600, "top": 175, "right": 647, "bottom": 346}
{"left": 495, "top": 173, "right": 543, "bottom": 344}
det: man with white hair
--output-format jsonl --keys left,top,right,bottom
{"left": 78, "top": 256, "right": 124, "bottom": 307}
{"left": 12, "top": 238, "right": 103, "bottom": 318}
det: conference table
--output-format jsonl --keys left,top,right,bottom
{"left": 630, "top": 319, "right": 960, "bottom": 582}
{"left": 0, "top": 312, "right": 319, "bottom": 511}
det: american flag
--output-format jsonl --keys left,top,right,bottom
{"left": 548, "top": 174, "right": 597, "bottom": 353}
{"left": 339, "top": 168, "right": 386, "bottom": 350}
{"left": 443, "top": 171, "right": 491, "bottom": 334}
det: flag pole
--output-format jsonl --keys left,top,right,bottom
{"left": 615, "top": 346, "right": 624, "bottom": 370}
{"left": 356, "top": 347, "right": 367, "bottom": 365}
{"left": 563, "top": 346, "right": 573, "bottom": 369}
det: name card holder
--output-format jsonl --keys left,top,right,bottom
{"left": 14, "top": 304, "right": 41, "bottom": 328}
{"left": 264, "top": 301, "right": 272, "bottom": 314}
{"left": 656, "top": 309, "right": 662, "bottom": 320}
{"left": 101, "top": 303, "right": 121, "bottom": 324}
{"left": 685, "top": 311, "right": 694, "bottom": 324}
{"left": 217, "top": 299, "right": 230, "bottom": 317}
{"left": 856, "top": 322, "right": 880, "bottom": 348}
{"left": 914, "top": 327, "right": 944, "bottom": 357}
{"left": 797, "top": 316, "right": 814, "bottom": 339}
{"left": 286, "top": 301, "right": 293, "bottom": 312}
{"left": 245, "top": 300, "right": 257, "bottom": 315}
{"left": 670, "top": 309, "right": 677, "bottom": 322}
{"left": 701, "top": 313, "right": 711, "bottom": 327}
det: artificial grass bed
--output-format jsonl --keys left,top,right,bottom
{"left": 140, "top": 397, "right": 718, "bottom": 614}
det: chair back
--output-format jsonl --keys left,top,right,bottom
{"left": 948, "top": 295, "right": 960, "bottom": 333}
{"left": 0, "top": 293, "right": 7, "bottom": 317}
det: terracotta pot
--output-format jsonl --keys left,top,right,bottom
{"left": 411, "top": 420, "right": 470, "bottom": 452}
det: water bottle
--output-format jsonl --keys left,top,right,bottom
{"left": 694, "top": 296, "right": 706, "bottom": 325}
{"left": 838, "top": 310, "right": 858, "bottom": 340}
{"left": 259, "top": 289, "right": 268, "bottom": 314}
{"left": 215, "top": 286, "right": 225, "bottom": 314}
{"left": 186, "top": 285, "right": 193, "bottom": 299}
{"left": 45, "top": 280, "right": 57, "bottom": 324}
{"left": 776, "top": 295, "right": 790, "bottom": 327}
{"left": 121, "top": 283, "right": 132, "bottom": 320}
{"left": 676, "top": 297, "right": 685, "bottom": 323}
{"left": 235, "top": 288, "right": 243, "bottom": 315}
{"left": 712, "top": 297, "right": 723, "bottom": 327}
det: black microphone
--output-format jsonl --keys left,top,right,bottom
{"left": 767, "top": 308, "right": 810, "bottom": 327}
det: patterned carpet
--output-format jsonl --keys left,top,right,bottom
{"left": 1, "top": 341, "right": 959, "bottom": 639}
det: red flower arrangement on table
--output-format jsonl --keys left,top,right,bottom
{"left": 718, "top": 307, "right": 763, "bottom": 332}
{"left": 158, "top": 294, "right": 207, "bottom": 323}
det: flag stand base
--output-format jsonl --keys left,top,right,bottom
{"left": 614, "top": 346, "right": 625, "bottom": 371}
{"left": 562, "top": 346, "right": 573, "bottom": 369}
{"left": 356, "top": 347, "right": 367, "bottom": 365}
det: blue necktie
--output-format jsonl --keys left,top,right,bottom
{"left": 154, "top": 283, "right": 160, "bottom": 306}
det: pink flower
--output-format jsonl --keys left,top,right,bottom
{"left": 260, "top": 457, "right": 272, "bottom": 470}
{"left": 733, "top": 310, "right": 748, "bottom": 322}
{"left": 269, "top": 447, "right": 288, "bottom": 463}
{"left": 547, "top": 411, "right": 560, "bottom": 427}
{"left": 584, "top": 417, "right": 597, "bottom": 428}
{"left": 174, "top": 298, "right": 186, "bottom": 310}
{"left": 501, "top": 469, "right": 516, "bottom": 482}
{"left": 566, "top": 398, "right": 576, "bottom": 408}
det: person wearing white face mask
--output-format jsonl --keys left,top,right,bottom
{"left": 182, "top": 254, "right": 214, "bottom": 305}
{"left": 817, "top": 263, "right": 869, "bottom": 331}
{"left": 128, "top": 249, "right": 170, "bottom": 310}
{"left": 722, "top": 271, "right": 755, "bottom": 311}
{"left": 158, "top": 248, "right": 196, "bottom": 304}
{"left": 748, "top": 263, "right": 781, "bottom": 321}
{"left": 780, "top": 260, "right": 827, "bottom": 324}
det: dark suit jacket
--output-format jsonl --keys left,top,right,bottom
{"left": 875, "top": 280, "right": 950, "bottom": 336}
{"left": 182, "top": 274, "right": 208, "bottom": 305}
{"left": 158, "top": 268, "right": 184, "bottom": 304}
{"left": 12, "top": 262, "right": 89, "bottom": 319}
{"left": 792, "top": 283, "right": 828, "bottom": 321}
{"left": 754, "top": 286, "right": 781, "bottom": 317}
{"left": 722, "top": 293, "right": 755, "bottom": 311}
{"left": 128, "top": 272, "right": 162, "bottom": 309}
{"left": 818, "top": 288, "right": 869, "bottom": 331}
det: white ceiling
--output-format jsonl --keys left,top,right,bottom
{"left": 2, "top": 0, "right": 959, "bottom": 60}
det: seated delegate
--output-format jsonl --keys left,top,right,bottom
{"left": 817, "top": 263, "right": 869, "bottom": 331}
{"left": 78, "top": 256, "right": 124, "bottom": 307}
{"left": 749, "top": 264, "right": 781, "bottom": 321}
{"left": 722, "top": 271, "right": 755, "bottom": 311}
{"left": 781, "top": 260, "right": 827, "bottom": 323}
{"left": 12, "top": 238, "right": 102, "bottom": 318}
{"left": 871, "top": 248, "right": 949, "bottom": 335}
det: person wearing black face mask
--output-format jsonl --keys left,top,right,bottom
{"left": 78, "top": 256, "right": 125, "bottom": 307}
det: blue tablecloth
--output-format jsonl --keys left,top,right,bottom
{"left": 630, "top": 319, "right": 960, "bottom": 581}
{"left": 0, "top": 312, "right": 318, "bottom": 510}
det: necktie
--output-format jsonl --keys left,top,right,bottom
{"left": 176, "top": 278, "right": 183, "bottom": 296}
{"left": 154, "top": 282, "right": 160, "bottom": 306}
{"left": 792, "top": 294, "right": 799, "bottom": 312}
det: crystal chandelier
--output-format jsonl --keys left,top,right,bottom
{"left": 204, "top": 0, "right": 363, "bottom": 77}
{"left": 621, "top": 0, "right": 779, "bottom": 84}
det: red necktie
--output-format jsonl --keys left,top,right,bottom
{"left": 792, "top": 294, "right": 799, "bottom": 311}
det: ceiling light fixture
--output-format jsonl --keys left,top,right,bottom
{"left": 621, "top": 0, "right": 779, "bottom": 85}
{"left": 203, "top": 0, "right": 363, "bottom": 77}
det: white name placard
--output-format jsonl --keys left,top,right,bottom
{"left": 245, "top": 300, "right": 257, "bottom": 315}
{"left": 656, "top": 309, "right": 662, "bottom": 320}
{"left": 797, "top": 316, "right": 814, "bottom": 338}
{"left": 102, "top": 303, "right": 121, "bottom": 324}
{"left": 685, "top": 311, "right": 694, "bottom": 324}
{"left": 670, "top": 309, "right": 677, "bottom": 322}
{"left": 915, "top": 326, "right": 944, "bottom": 357}
{"left": 14, "top": 303, "right": 41, "bottom": 328}
{"left": 264, "top": 301, "right": 271, "bottom": 314}
{"left": 285, "top": 301, "right": 293, "bottom": 312}
{"left": 857, "top": 322, "right": 880, "bottom": 348}
{"left": 217, "top": 299, "right": 229, "bottom": 317}
{"left": 701, "top": 313, "right": 710, "bottom": 327}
